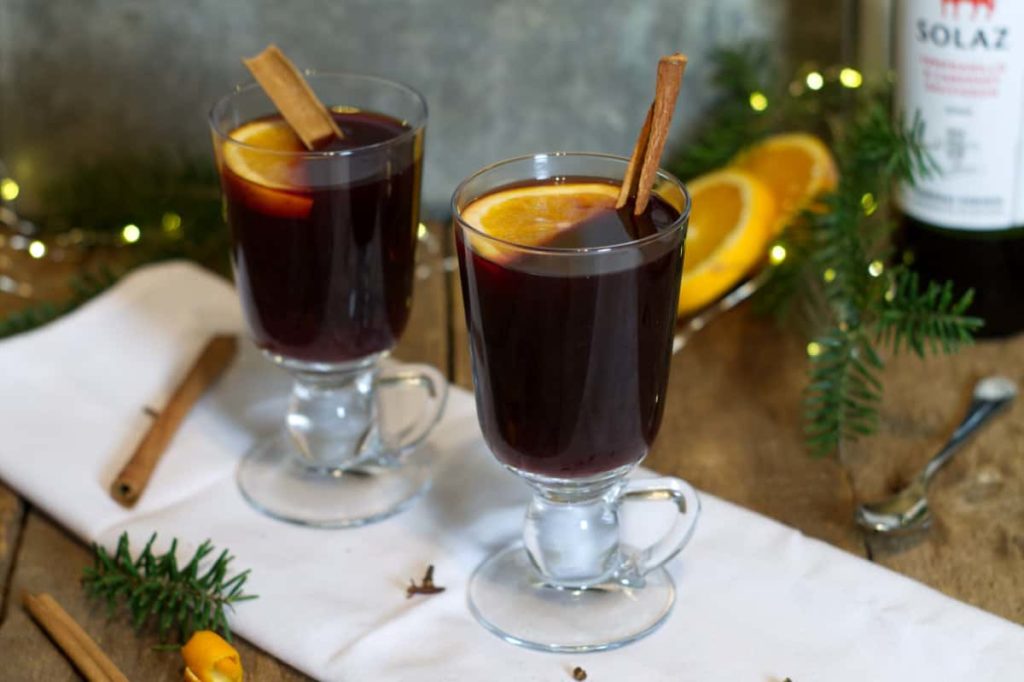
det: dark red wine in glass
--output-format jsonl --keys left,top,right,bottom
{"left": 209, "top": 73, "right": 448, "bottom": 530}
{"left": 456, "top": 178, "right": 684, "bottom": 478}
{"left": 219, "top": 110, "right": 422, "bottom": 363}
{"left": 457, "top": 153, "right": 699, "bottom": 654}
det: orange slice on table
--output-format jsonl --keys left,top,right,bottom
{"left": 222, "top": 119, "right": 313, "bottom": 219}
{"left": 731, "top": 132, "right": 838, "bottom": 235}
{"left": 678, "top": 169, "right": 776, "bottom": 316}
{"left": 460, "top": 183, "right": 621, "bottom": 247}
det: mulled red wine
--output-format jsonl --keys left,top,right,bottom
{"left": 219, "top": 110, "right": 422, "bottom": 363}
{"left": 456, "top": 180, "right": 685, "bottom": 477}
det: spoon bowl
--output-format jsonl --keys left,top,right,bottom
{"left": 855, "top": 376, "right": 1017, "bottom": 535}
{"left": 855, "top": 478, "right": 930, "bottom": 534}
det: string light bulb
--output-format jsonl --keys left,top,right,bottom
{"left": 769, "top": 244, "right": 787, "bottom": 265}
{"left": 121, "top": 224, "right": 141, "bottom": 243}
{"left": 28, "top": 240, "right": 46, "bottom": 258}
{"left": 839, "top": 67, "right": 863, "bottom": 89}
{"left": 161, "top": 212, "right": 182, "bottom": 234}
{"left": 805, "top": 72, "right": 824, "bottom": 91}
{"left": 0, "top": 178, "right": 19, "bottom": 202}
{"left": 749, "top": 91, "right": 768, "bottom": 112}
{"left": 860, "top": 192, "right": 878, "bottom": 216}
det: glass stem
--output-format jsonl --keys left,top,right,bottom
{"left": 522, "top": 469, "right": 631, "bottom": 588}
{"left": 286, "top": 357, "right": 380, "bottom": 469}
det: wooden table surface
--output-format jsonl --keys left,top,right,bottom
{"left": 1, "top": 224, "right": 1023, "bottom": 679}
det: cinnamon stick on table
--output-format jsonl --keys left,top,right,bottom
{"left": 111, "top": 334, "right": 238, "bottom": 507}
{"left": 243, "top": 44, "right": 344, "bottom": 149}
{"left": 617, "top": 53, "right": 688, "bottom": 214}
{"left": 23, "top": 592, "right": 129, "bottom": 682}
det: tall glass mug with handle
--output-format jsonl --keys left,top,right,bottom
{"left": 209, "top": 73, "right": 446, "bottom": 527}
{"left": 453, "top": 152, "right": 700, "bottom": 651}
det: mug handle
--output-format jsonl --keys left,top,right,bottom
{"left": 375, "top": 363, "right": 448, "bottom": 456}
{"left": 618, "top": 476, "right": 701, "bottom": 579}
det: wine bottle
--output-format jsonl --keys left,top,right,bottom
{"left": 895, "top": 0, "right": 1024, "bottom": 337}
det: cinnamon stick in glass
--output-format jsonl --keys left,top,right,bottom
{"left": 110, "top": 334, "right": 238, "bottom": 507}
{"left": 617, "top": 53, "right": 688, "bottom": 214}
{"left": 243, "top": 44, "right": 343, "bottom": 149}
{"left": 23, "top": 592, "right": 129, "bottom": 682}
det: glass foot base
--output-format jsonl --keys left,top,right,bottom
{"left": 236, "top": 432, "right": 432, "bottom": 528}
{"left": 467, "top": 543, "right": 676, "bottom": 652}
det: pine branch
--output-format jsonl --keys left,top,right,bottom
{"left": 793, "top": 105, "right": 934, "bottom": 455}
{"left": 840, "top": 106, "right": 937, "bottom": 188}
{"left": 668, "top": 105, "right": 764, "bottom": 181}
{"left": 0, "top": 153, "right": 230, "bottom": 340}
{"left": 0, "top": 268, "right": 120, "bottom": 340}
{"left": 671, "top": 47, "right": 980, "bottom": 458}
{"left": 795, "top": 106, "right": 979, "bottom": 455}
{"left": 37, "top": 154, "right": 221, "bottom": 238}
{"left": 804, "top": 328, "right": 884, "bottom": 457}
{"left": 710, "top": 42, "right": 776, "bottom": 98}
{"left": 809, "top": 193, "right": 874, "bottom": 319}
{"left": 752, "top": 225, "right": 817, "bottom": 326}
{"left": 875, "top": 269, "right": 983, "bottom": 356}
{"left": 81, "top": 532, "right": 256, "bottom": 644}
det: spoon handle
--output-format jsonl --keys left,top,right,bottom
{"left": 921, "top": 395, "right": 1012, "bottom": 483}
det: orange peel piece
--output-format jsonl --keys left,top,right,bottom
{"left": 182, "top": 630, "right": 243, "bottom": 682}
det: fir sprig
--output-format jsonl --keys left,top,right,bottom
{"left": 840, "top": 106, "right": 937, "bottom": 187}
{"left": 876, "top": 269, "right": 980, "bottom": 356}
{"left": 37, "top": 154, "right": 222, "bottom": 241}
{"left": 0, "top": 268, "right": 120, "bottom": 339}
{"left": 82, "top": 532, "right": 256, "bottom": 644}
{"left": 804, "top": 328, "right": 884, "bottom": 450}
{"left": 0, "top": 153, "right": 228, "bottom": 340}
{"left": 668, "top": 46, "right": 982, "bottom": 457}
{"left": 794, "top": 104, "right": 980, "bottom": 456}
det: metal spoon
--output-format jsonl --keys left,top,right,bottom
{"left": 855, "top": 376, "right": 1018, "bottom": 534}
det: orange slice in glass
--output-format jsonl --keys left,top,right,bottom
{"left": 221, "top": 119, "right": 313, "bottom": 219}
{"left": 461, "top": 183, "right": 621, "bottom": 247}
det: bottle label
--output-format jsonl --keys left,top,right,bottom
{"left": 896, "top": 0, "right": 1024, "bottom": 231}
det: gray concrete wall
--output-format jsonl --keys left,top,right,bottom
{"left": 0, "top": 0, "right": 835, "bottom": 217}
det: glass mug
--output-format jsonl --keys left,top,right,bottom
{"left": 453, "top": 153, "right": 700, "bottom": 651}
{"left": 209, "top": 73, "right": 446, "bottom": 527}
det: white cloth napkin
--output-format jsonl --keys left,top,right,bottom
{"left": 1, "top": 261, "right": 1021, "bottom": 681}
